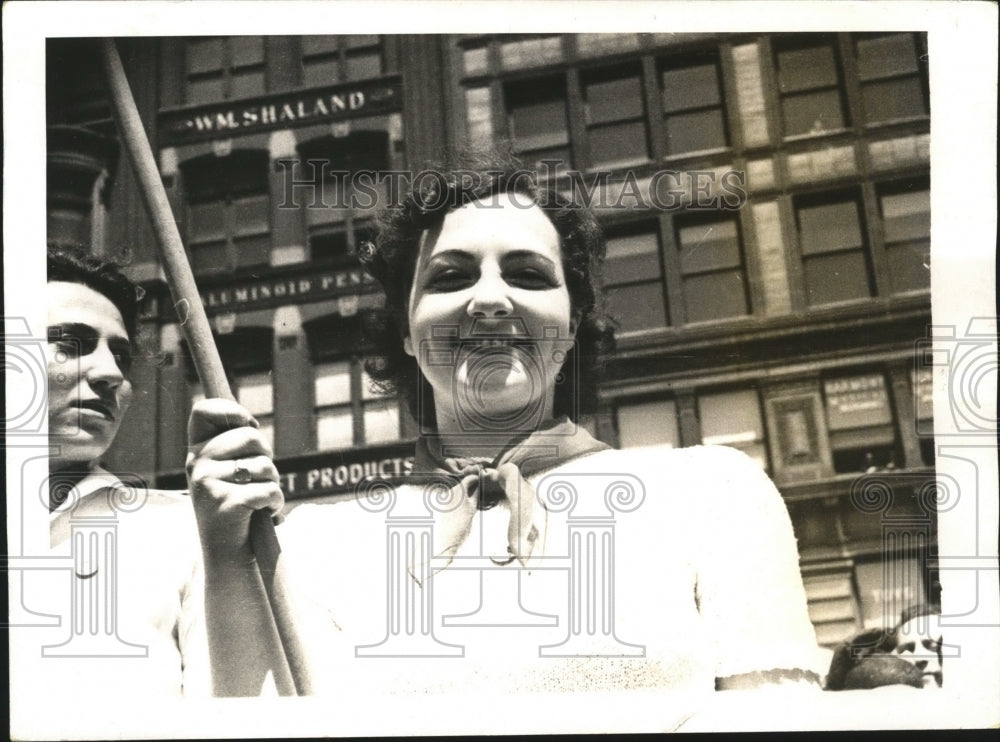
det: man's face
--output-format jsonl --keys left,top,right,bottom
{"left": 894, "top": 614, "right": 944, "bottom": 687}
{"left": 47, "top": 281, "right": 134, "bottom": 469}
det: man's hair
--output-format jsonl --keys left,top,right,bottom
{"left": 47, "top": 244, "right": 142, "bottom": 342}
{"left": 359, "top": 147, "right": 616, "bottom": 430}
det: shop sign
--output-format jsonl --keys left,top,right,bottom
{"left": 280, "top": 453, "right": 415, "bottom": 500}
{"left": 200, "top": 266, "right": 378, "bottom": 314}
{"left": 159, "top": 76, "right": 402, "bottom": 146}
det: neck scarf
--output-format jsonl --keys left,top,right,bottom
{"left": 412, "top": 417, "right": 610, "bottom": 569}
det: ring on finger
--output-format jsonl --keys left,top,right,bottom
{"left": 233, "top": 460, "right": 254, "bottom": 485}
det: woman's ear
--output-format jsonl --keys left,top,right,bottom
{"left": 403, "top": 334, "right": 414, "bottom": 357}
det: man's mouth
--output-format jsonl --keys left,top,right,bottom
{"left": 78, "top": 400, "right": 114, "bottom": 421}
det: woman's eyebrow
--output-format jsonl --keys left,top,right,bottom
{"left": 426, "top": 249, "right": 475, "bottom": 263}
{"left": 502, "top": 251, "right": 557, "bottom": 268}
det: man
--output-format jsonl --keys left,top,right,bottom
{"left": 13, "top": 246, "right": 207, "bottom": 704}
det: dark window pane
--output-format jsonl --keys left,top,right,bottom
{"left": 231, "top": 194, "right": 270, "bottom": 235}
{"left": 604, "top": 230, "right": 661, "bottom": 285}
{"left": 887, "top": 244, "right": 930, "bottom": 293}
{"left": 588, "top": 120, "right": 649, "bottom": 169}
{"left": 777, "top": 45, "right": 838, "bottom": 93}
{"left": 192, "top": 241, "right": 229, "bottom": 275}
{"left": 586, "top": 74, "right": 644, "bottom": 124}
{"left": 508, "top": 92, "right": 569, "bottom": 151}
{"left": 189, "top": 201, "right": 226, "bottom": 241}
{"left": 231, "top": 36, "right": 265, "bottom": 67}
{"left": 664, "top": 109, "right": 727, "bottom": 154}
{"left": 677, "top": 219, "right": 741, "bottom": 274}
{"left": 856, "top": 33, "right": 919, "bottom": 81}
{"left": 346, "top": 51, "right": 382, "bottom": 80}
{"left": 187, "top": 38, "right": 224, "bottom": 75}
{"left": 804, "top": 252, "right": 871, "bottom": 305}
{"left": 187, "top": 76, "right": 225, "bottom": 105}
{"left": 661, "top": 63, "right": 720, "bottom": 112}
{"left": 310, "top": 230, "right": 350, "bottom": 264}
{"left": 345, "top": 35, "right": 380, "bottom": 49}
{"left": 606, "top": 283, "right": 668, "bottom": 332}
{"left": 683, "top": 271, "right": 748, "bottom": 322}
{"left": 301, "top": 36, "right": 341, "bottom": 56}
{"left": 799, "top": 201, "right": 863, "bottom": 255}
{"left": 782, "top": 90, "right": 845, "bottom": 136}
{"left": 303, "top": 57, "right": 341, "bottom": 87}
{"left": 233, "top": 233, "right": 271, "bottom": 268}
{"left": 519, "top": 147, "right": 571, "bottom": 173}
{"left": 231, "top": 69, "right": 266, "bottom": 99}
{"left": 862, "top": 78, "right": 926, "bottom": 123}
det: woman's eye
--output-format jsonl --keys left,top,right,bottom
{"left": 429, "top": 269, "right": 473, "bottom": 290}
{"left": 508, "top": 270, "right": 554, "bottom": 289}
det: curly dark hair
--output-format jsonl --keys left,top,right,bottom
{"left": 47, "top": 243, "right": 142, "bottom": 343}
{"left": 360, "top": 149, "right": 616, "bottom": 430}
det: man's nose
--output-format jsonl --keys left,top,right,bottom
{"left": 467, "top": 274, "right": 513, "bottom": 317}
{"left": 86, "top": 342, "right": 125, "bottom": 388}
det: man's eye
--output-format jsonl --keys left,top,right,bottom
{"left": 114, "top": 351, "right": 134, "bottom": 375}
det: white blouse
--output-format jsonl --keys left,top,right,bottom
{"left": 279, "top": 444, "right": 822, "bottom": 699}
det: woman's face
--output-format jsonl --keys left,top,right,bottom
{"left": 404, "top": 191, "right": 576, "bottom": 433}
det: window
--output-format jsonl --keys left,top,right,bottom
{"left": 823, "top": 373, "right": 898, "bottom": 473}
{"left": 583, "top": 66, "right": 649, "bottom": 170}
{"left": 795, "top": 191, "right": 872, "bottom": 306}
{"left": 602, "top": 222, "right": 669, "bottom": 333}
{"left": 235, "top": 371, "right": 275, "bottom": 448}
{"left": 300, "top": 35, "right": 383, "bottom": 87}
{"left": 297, "top": 133, "right": 390, "bottom": 265}
{"left": 616, "top": 398, "right": 679, "bottom": 449}
{"left": 183, "top": 152, "right": 271, "bottom": 276}
{"left": 315, "top": 360, "right": 400, "bottom": 450}
{"left": 698, "top": 388, "right": 768, "bottom": 469}
{"left": 674, "top": 212, "right": 749, "bottom": 323}
{"left": 774, "top": 37, "right": 847, "bottom": 137}
{"left": 504, "top": 76, "right": 571, "bottom": 171}
{"left": 878, "top": 182, "right": 930, "bottom": 294}
{"left": 185, "top": 37, "right": 265, "bottom": 104}
{"left": 854, "top": 33, "right": 928, "bottom": 125}
{"left": 660, "top": 56, "right": 728, "bottom": 156}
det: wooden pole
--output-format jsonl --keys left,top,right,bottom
{"left": 99, "top": 38, "right": 314, "bottom": 695}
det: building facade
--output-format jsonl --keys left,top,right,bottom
{"left": 47, "top": 32, "right": 935, "bottom": 648}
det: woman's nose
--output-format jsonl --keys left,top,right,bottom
{"left": 467, "top": 274, "right": 513, "bottom": 317}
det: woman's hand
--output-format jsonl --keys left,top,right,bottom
{"left": 186, "top": 398, "right": 283, "bottom": 559}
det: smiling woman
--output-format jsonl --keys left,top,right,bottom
{"left": 186, "top": 150, "right": 826, "bottom": 703}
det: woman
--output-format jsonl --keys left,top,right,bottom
{"left": 187, "top": 154, "right": 823, "bottom": 702}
